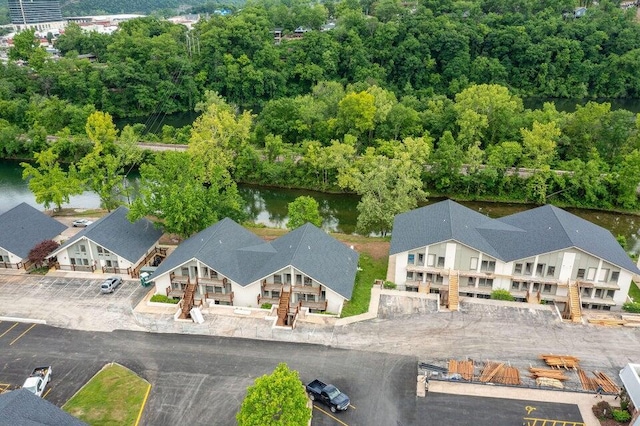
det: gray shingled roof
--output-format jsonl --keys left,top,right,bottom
{"left": 154, "top": 220, "right": 359, "bottom": 299}
{"left": 0, "top": 388, "right": 87, "bottom": 426}
{"left": 152, "top": 218, "right": 265, "bottom": 281}
{"left": 390, "top": 200, "right": 640, "bottom": 274}
{"left": 53, "top": 207, "right": 162, "bottom": 263}
{"left": 0, "top": 203, "right": 67, "bottom": 259}
{"left": 249, "top": 224, "right": 360, "bottom": 299}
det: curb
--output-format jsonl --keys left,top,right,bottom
{"left": 0, "top": 316, "right": 46, "bottom": 324}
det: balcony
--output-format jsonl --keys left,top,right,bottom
{"left": 206, "top": 291, "right": 234, "bottom": 304}
{"left": 262, "top": 280, "right": 283, "bottom": 292}
{"left": 198, "top": 276, "right": 227, "bottom": 286}
{"left": 298, "top": 299, "right": 328, "bottom": 311}
{"left": 258, "top": 295, "right": 280, "bottom": 306}
{"left": 291, "top": 284, "right": 321, "bottom": 295}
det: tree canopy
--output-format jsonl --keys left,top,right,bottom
{"left": 236, "top": 363, "right": 312, "bottom": 426}
{"left": 287, "top": 196, "right": 322, "bottom": 229}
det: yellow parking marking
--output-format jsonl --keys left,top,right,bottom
{"left": 0, "top": 383, "right": 11, "bottom": 393}
{"left": 9, "top": 323, "right": 37, "bottom": 345}
{"left": 0, "top": 323, "right": 18, "bottom": 338}
{"left": 43, "top": 388, "right": 52, "bottom": 399}
{"left": 522, "top": 417, "right": 585, "bottom": 426}
{"left": 134, "top": 383, "right": 152, "bottom": 426}
{"left": 349, "top": 403, "right": 356, "bottom": 410}
{"left": 313, "top": 405, "right": 349, "bottom": 426}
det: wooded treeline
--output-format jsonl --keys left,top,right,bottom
{"left": 3, "top": 0, "right": 640, "bottom": 236}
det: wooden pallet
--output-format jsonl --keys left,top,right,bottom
{"left": 448, "top": 359, "right": 474, "bottom": 381}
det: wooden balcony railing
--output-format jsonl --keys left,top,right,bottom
{"left": 262, "top": 280, "right": 283, "bottom": 292}
{"left": 298, "top": 299, "right": 328, "bottom": 311}
{"left": 206, "top": 291, "right": 234, "bottom": 304}
{"left": 102, "top": 266, "right": 131, "bottom": 275}
{"left": 197, "top": 276, "right": 227, "bottom": 286}
{"left": 291, "top": 285, "right": 321, "bottom": 295}
{"left": 55, "top": 263, "right": 95, "bottom": 272}
{"left": 258, "top": 295, "right": 281, "bottom": 306}
{"left": 0, "top": 261, "right": 23, "bottom": 269}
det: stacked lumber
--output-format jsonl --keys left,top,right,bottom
{"left": 536, "top": 377, "right": 564, "bottom": 389}
{"left": 529, "top": 367, "right": 569, "bottom": 381}
{"left": 479, "top": 361, "right": 521, "bottom": 385}
{"left": 587, "top": 317, "right": 627, "bottom": 326}
{"left": 540, "top": 354, "right": 580, "bottom": 369}
{"left": 448, "top": 359, "right": 474, "bottom": 381}
{"left": 578, "top": 369, "right": 598, "bottom": 391}
{"left": 621, "top": 315, "right": 640, "bottom": 327}
{"left": 593, "top": 371, "right": 621, "bottom": 394}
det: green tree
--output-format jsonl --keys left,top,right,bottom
{"left": 236, "top": 363, "right": 311, "bottom": 426}
{"left": 129, "top": 152, "right": 244, "bottom": 238}
{"left": 9, "top": 29, "right": 42, "bottom": 62}
{"left": 287, "top": 196, "right": 322, "bottom": 229}
{"left": 21, "top": 148, "right": 83, "bottom": 211}
{"left": 337, "top": 91, "right": 376, "bottom": 144}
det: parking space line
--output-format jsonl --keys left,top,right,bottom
{"left": 126, "top": 282, "right": 141, "bottom": 299}
{"left": 43, "top": 388, "right": 52, "bottom": 399}
{"left": 0, "top": 323, "right": 19, "bottom": 338}
{"left": 0, "top": 383, "right": 11, "bottom": 393}
{"left": 9, "top": 323, "right": 37, "bottom": 345}
{"left": 349, "top": 404, "right": 356, "bottom": 410}
{"left": 313, "top": 405, "right": 350, "bottom": 426}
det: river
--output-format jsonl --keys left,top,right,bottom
{"left": 1, "top": 159, "right": 639, "bottom": 253}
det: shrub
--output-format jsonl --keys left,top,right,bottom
{"left": 592, "top": 401, "right": 612, "bottom": 419}
{"left": 623, "top": 302, "right": 640, "bottom": 313}
{"left": 260, "top": 303, "right": 272, "bottom": 310}
{"left": 490, "top": 289, "right": 515, "bottom": 301}
{"left": 383, "top": 281, "right": 397, "bottom": 289}
{"left": 612, "top": 408, "right": 631, "bottom": 422}
{"left": 150, "top": 294, "right": 179, "bottom": 304}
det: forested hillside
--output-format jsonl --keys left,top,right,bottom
{"left": 59, "top": 0, "right": 210, "bottom": 16}
{"left": 3, "top": 0, "right": 640, "bottom": 231}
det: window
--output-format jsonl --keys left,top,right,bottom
{"left": 532, "top": 282, "right": 540, "bottom": 292}
{"left": 582, "top": 288, "right": 590, "bottom": 297}
{"left": 606, "top": 290, "right": 615, "bottom": 299}
{"left": 437, "top": 256, "right": 445, "bottom": 267}
{"left": 70, "top": 258, "right": 76, "bottom": 265}
{"left": 206, "top": 285, "right": 214, "bottom": 293}
{"left": 272, "top": 291, "right": 280, "bottom": 298}
{"left": 595, "top": 289, "right": 602, "bottom": 298}
{"left": 273, "top": 275, "right": 282, "bottom": 284}
{"left": 467, "top": 277, "right": 475, "bottom": 287}
{"left": 304, "top": 277, "right": 312, "bottom": 286}
{"left": 214, "top": 286, "right": 223, "bottom": 293}
{"left": 406, "top": 271, "right": 414, "bottom": 281}
{"left": 577, "top": 269, "right": 585, "bottom": 279}
{"left": 542, "top": 284, "right": 553, "bottom": 294}
{"left": 610, "top": 271, "right": 619, "bottom": 282}
{"left": 418, "top": 254, "right": 424, "bottom": 265}
{"left": 511, "top": 281, "right": 520, "bottom": 290}
{"left": 546, "top": 266, "right": 555, "bottom": 277}
{"left": 103, "top": 249, "right": 109, "bottom": 255}
{"left": 478, "top": 278, "right": 493, "bottom": 287}
{"left": 427, "top": 254, "right": 435, "bottom": 267}
{"left": 97, "top": 247, "right": 103, "bottom": 254}
{"left": 536, "top": 264, "right": 545, "bottom": 275}
{"left": 211, "top": 270, "right": 218, "bottom": 279}
{"left": 105, "top": 260, "right": 112, "bottom": 267}
{"left": 598, "top": 269, "right": 609, "bottom": 282}
{"left": 435, "top": 275, "right": 444, "bottom": 284}
{"left": 82, "top": 258, "right": 89, "bottom": 265}
{"left": 408, "top": 254, "right": 415, "bottom": 264}
{"left": 587, "top": 268, "right": 596, "bottom": 281}
{"left": 172, "top": 282, "right": 180, "bottom": 290}
{"left": 525, "top": 262, "right": 533, "bottom": 275}
{"left": 416, "top": 273, "right": 423, "bottom": 281}
{"left": 470, "top": 257, "right": 478, "bottom": 270}
{"left": 481, "top": 260, "right": 496, "bottom": 272}
{"left": 80, "top": 244, "right": 86, "bottom": 253}
{"left": 514, "top": 263, "right": 523, "bottom": 274}
{"left": 295, "top": 274, "right": 302, "bottom": 285}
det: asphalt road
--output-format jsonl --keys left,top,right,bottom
{"left": 0, "top": 324, "right": 585, "bottom": 426}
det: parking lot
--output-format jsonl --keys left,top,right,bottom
{"left": 0, "top": 324, "right": 590, "bottom": 426}
{"left": 0, "top": 274, "right": 149, "bottom": 331}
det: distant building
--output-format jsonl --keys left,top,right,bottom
{"left": 8, "top": 0, "right": 66, "bottom": 32}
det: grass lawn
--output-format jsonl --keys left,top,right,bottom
{"left": 629, "top": 281, "right": 640, "bottom": 303}
{"left": 340, "top": 254, "right": 388, "bottom": 318}
{"left": 63, "top": 363, "right": 150, "bottom": 426}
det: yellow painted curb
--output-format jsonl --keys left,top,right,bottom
{"left": 134, "top": 383, "right": 152, "bottom": 426}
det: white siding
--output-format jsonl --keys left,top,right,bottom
{"left": 559, "top": 252, "right": 575, "bottom": 282}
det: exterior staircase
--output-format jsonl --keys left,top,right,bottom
{"left": 276, "top": 291, "right": 291, "bottom": 326}
{"left": 568, "top": 282, "right": 582, "bottom": 323}
{"left": 448, "top": 271, "right": 459, "bottom": 311}
{"left": 180, "top": 282, "right": 196, "bottom": 319}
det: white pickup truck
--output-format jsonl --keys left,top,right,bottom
{"left": 22, "top": 366, "right": 52, "bottom": 397}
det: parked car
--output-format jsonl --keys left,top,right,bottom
{"left": 22, "top": 366, "right": 52, "bottom": 397}
{"left": 72, "top": 219, "right": 93, "bottom": 227}
{"left": 101, "top": 277, "right": 122, "bottom": 294}
{"left": 306, "top": 379, "right": 350, "bottom": 412}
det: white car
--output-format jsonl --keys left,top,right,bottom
{"left": 72, "top": 219, "right": 93, "bottom": 227}
{"left": 101, "top": 277, "right": 123, "bottom": 294}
